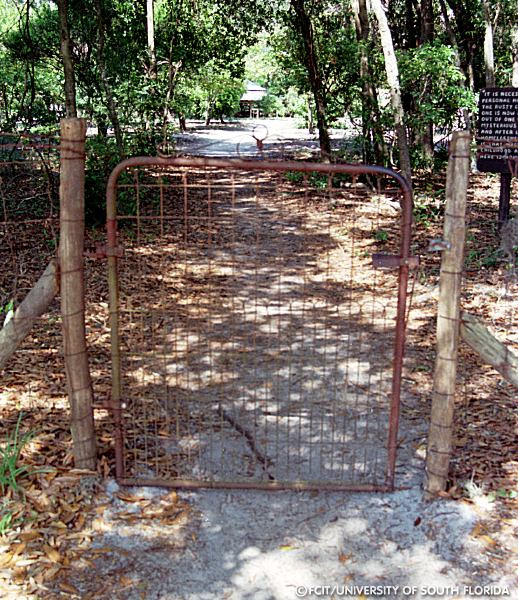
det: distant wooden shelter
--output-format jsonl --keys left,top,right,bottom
{"left": 240, "top": 81, "right": 267, "bottom": 117}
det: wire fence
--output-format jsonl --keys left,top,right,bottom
{"left": 0, "top": 133, "right": 66, "bottom": 430}
{"left": 454, "top": 178, "right": 518, "bottom": 491}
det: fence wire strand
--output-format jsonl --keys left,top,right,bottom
{"left": 0, "top": 132, "right": 64, "bottom": 417}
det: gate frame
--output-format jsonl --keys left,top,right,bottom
{"left": 106, "top": 157, "right": 414, "bottom": 492}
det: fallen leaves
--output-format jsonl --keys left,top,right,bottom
{"left": 42, "top": 545, "right": 61, "bottom": 564}
{"left": 59, "top": 582, "right": 80, "bottom": 595}
{"left": 0, "top": 470, "right": 194, "bottom": 599}
{"left": 471, "top": 522, "right": 498, "bottom": 548}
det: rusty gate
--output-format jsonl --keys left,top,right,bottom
{"left": 105, "top": 157, "right": 415, "bottom": 491}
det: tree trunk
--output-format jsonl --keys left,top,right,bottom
{"left": 424, "top": 131, "right": 470, "bottom": 500}
{"left": 307, "top": 97, "right": 314, "bottom": 134}
{"left": 460, "top": 312, "right": 518, "bottom": 388}
{"left": 445, "top": 0, "right": 476, "bottom": 91}
{"left": 370, "top": 0, "right": 413, "bottom": 191}
{"left": 205, "top": 101, "right": 212, "bottom": 126}
{"left": 352, "top": 0, "right": 386, "bottom": 165}
{"left": 0, "top": 261, "right": 58, "bottom": 370}
{"left": 161, "top": 40, "right": 182, "bottom": 140}
{"left": 419, "top": 0, "right": 434, "bottom": 162}
{"left": 482, "top": 0, "right": 496, "bottom": 87}
{"left": 291, "top": 0, "right": 331, "bottom": 158}
{"left": 94, "top": 0, "right": 124, "bottom": 152}
{"left": 60, "top": 118, "right": 97, "bottom": 470}
{"left": 147, "top": 0, "right": 157, "bottom": 80}
{"left": 96, "top": 116, "right": 108, "bottom": 139}
{"left": 146, "top": 0, "right": 157, "bottom": 131}
{"left": 511, "top": 25, "right": 518, "bottom": 87}
{"left": 24, "top": 0, "right": 36, "bottom": 127}
{"left": 420, "top": 0, "right": 434, "bottom": 44}
{"left": 438, "top": 0, "right": 471, "bottom": 130}
{"left": 57, "top": 0, "right": 77, "bottom": 117}
{"left": 405, "top": 0, "right": 417, "bottom": 48}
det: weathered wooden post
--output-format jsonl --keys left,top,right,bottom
{"left": 60, "top": 118, "right": 97, "bottom": 470}
{"left": 424, "top": 131, "right": 471, "bottom": 500}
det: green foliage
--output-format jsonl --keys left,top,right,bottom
{"left": 0, "top": 509, "right": 14, "bottom": 535}
{"left": 413, "top": 190, "right": 445, "bottom": 229}
{"left": 0, "top": 413, "right": 49, "bottom": 535}
{"left": 0, "top": 0, "right": 514, "bottom": 175}
{"left": 0, "top": 3, "right": 62, "bottom": 129}
{"left": 271, "top": 3, "right": 360, "bottom": 126}
{"left": 85, "top": 131, "right": 159, "bottom": 224}
{"left": 465, "top": 246, "right": 500, "bottom": 270}
{"left": 487, "top": 488, "right": 518, "bottom": 501}
{"left": 284, "top": 88, "right": 311, "bottom": 120}
{"left": 398, "top": 42, "right": 476, "bottom": 129}
{"left": 285, "top": 170, "right": 304, "bottom": 184}
{"left": 85, "top": 138, "right": 123, "bottom": 224}
{"left": 0, "top": 299, "right": 14, "bottom": 316}
{"left": 257, "top": 93, "right": 285, "bottom": 117}
{"left": 0, "top": 413, "right": 38, "bottom": 495}
{"left": 375, "top": 230, "right": 389, "bottom": 243}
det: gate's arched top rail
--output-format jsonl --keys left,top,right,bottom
{"left": 107, "top": 156, "right": 413, "bottom": 223}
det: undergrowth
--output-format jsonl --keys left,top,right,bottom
{"left": 0, "top": 413, "right": 40, "bottom": 534}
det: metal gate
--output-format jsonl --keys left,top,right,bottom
{"left": 105, "top": 157, "right": 415, "bottom": 491}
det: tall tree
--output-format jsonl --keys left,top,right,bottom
{"left": 420, "top": 0, "right": 434, "bottom": 44}
{"left": 290, "top": 0, "right": 331, "bottom": 158}
{"left": 511, "top": 20, "right": 518, "bottom": 86}
{"left": 482, "top": 0, "right": 496, "bottom": 87}
{"left": 370, "top": 0, "right": 413, "bottom": 189}
{"left": 443, "top": 0, "right": 483, "bottom": 92}
{"left": 404, "top": 0, "right": 417, "bottom": 48}
{"left": 351, "top": 0, "right": 386, "bottom": 165}
{"left": 438, "top": 0, "right": 471, "bottom": 129}
{"left": 147, "top": 0, "right": 157, "bottom": 80}
{"left": 94, "top": 0, "right": 124, "bottom": 150}
{"left": 419, "top": 0, "right": 434, "bottom": 161}
{"left": 57, "top": 0, "right": 76, "bottom": 117}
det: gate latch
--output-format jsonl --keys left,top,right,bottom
{"left": 372, "top": 253, "right": 419, "bottom": 269}
{"left": 85, "top": 244, "right": 124, "bottom": 259}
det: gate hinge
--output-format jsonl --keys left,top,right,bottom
{"left": 93, "top": 400, "right": 111, "bottom": 410}
{"left": 372, "top": 253, "right": 419, "bottom": 269}
{"left": 85, "top": 243, "right": 124, "bottom": 260}
{"left": 92, "top": 394, "right": 127, "bottom": 411}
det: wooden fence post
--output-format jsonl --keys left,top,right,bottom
{"left": 60, "top": 118, "right": 97, "bottom": 470}
{"left": 424, "top": 131, "right": 471, "bottom": 500}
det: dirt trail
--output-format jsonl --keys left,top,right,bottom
{"left": 172, "top": 118, "right": 349, "bottom": 158}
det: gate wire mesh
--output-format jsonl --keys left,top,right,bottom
{"left": 107, "top": 158, "right": 413, "bottom": 491}
{"left": 0, "top": 133, "right": 62, "bottom": 411}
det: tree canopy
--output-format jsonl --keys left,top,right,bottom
{"left": 1, "top": 0, "right": 516, "bottom": 172}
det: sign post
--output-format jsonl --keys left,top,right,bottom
{"left": 476, "top": 87, "right": 518, "bottom": 228}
